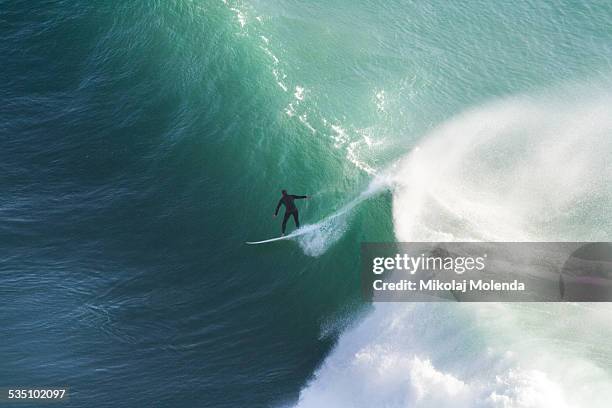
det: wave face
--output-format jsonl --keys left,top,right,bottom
{"left": 294, "top": 90, "right": 612, "bottom": 407}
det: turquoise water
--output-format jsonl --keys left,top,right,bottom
{"left": 1, "top": 1, "right": 612, "bottom": 407}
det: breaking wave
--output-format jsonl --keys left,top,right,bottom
{"left": 294, "top": 87, "right": 612, "bottom": 407}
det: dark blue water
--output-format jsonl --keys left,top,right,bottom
{"left": 1, "top": 2, "right": 381, "bottom": 406}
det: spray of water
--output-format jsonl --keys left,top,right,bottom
{"left": 392, "top": 90, "right": 612, "bottom": 242}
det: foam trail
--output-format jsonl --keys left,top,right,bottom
{"left": 294, "top": 87, "right": 612, "bottom": 407}
{"left": 294, "top": 174, "right": 392, "bottom": 256}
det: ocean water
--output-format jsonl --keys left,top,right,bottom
{"left": 1, "top": 1, "right": 612, "bottom": 407}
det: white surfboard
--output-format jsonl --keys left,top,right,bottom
{"left": 246, "top": 228, "right": 308, "bottom": 245}
{"left": 245, "top": 235, "right": 294, "bottom": 245}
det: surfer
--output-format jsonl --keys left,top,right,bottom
{"left": 274, "top": 190, "right": 309, "bottom": 235}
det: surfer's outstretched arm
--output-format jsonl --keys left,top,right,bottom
{"left": 274, "top": 199, "right": 283, "bottom": 216}
{"left": 293, "top": 195, "right": 308, "bottom": 199}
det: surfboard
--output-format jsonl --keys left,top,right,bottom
{"left": 246, "top": 235, "right": 293, "bottom": 245}
{"left": 246, "top": 228, "right": 309, "bottom": 245}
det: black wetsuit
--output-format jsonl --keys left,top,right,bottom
{"left": 275, "top": 194, "right": 307, "bottom": 233}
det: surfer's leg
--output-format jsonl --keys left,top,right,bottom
{"left": 293, "top": 210, "right": 300, "bottom": 228}
{"left": 282, "top": 212, "right": 291, "bottom": 234}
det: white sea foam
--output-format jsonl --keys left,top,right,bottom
{"left": 294, "top": 302, "right": 612, "bottom": 408}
